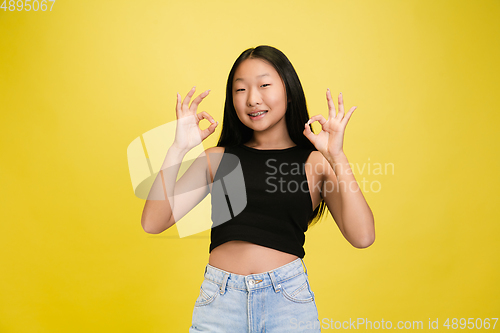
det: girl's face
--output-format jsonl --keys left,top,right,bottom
{"left": 232, "top": 58, "right": 288, "bottom": 132}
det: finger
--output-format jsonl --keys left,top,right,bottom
{"left": 342, "top": 106, "right": 357, "bottom": 126}
{"left": 338, "top": 92, "right": 345, "bottom": 119}
{"left": 190, "top": 90, "right": 211, "bottom": 112}
{"left": 303, "top": 122, "right": 317, "bottom": 145}
{"left": 200, "top": 120, "right": 218, "bottom": 141}
{"left": 196, "top": 111, "right": 216, "bottom": 125}
{"left": 182, "top": 86, "right": 197, "bottom": 111}
{"left": 176, "top": 92, "right": 181, "bottom": 118}
{"left": 326, "top": 88, "right": 336, "bottom": 119}
{"left": 306, "top": 114, "right": 328, "bottom": 126}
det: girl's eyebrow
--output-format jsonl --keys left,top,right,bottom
{"left": 234, "top": 73, "right": 270, "bottom": 82}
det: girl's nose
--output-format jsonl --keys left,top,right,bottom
{"left": 246, "top": 87, "right": 262, "bottom": 106}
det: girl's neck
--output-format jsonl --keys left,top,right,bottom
{"left": 245, "top": 123, "right": 295, "bottom": 149}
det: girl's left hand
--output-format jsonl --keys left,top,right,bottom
{"left": 303, "top": 89, "right": 357, "bottom": 161}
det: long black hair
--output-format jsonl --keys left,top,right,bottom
{"left": 216, "top": 45, "right": 327, "bottom": 226}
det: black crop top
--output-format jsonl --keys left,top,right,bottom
{"left": 209, "top": 143, "right": 316, "bottom": 258}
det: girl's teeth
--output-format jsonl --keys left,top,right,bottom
{"left": 250, "top": 111, "right": 266, "bottom": 117}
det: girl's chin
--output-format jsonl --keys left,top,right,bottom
{"left": 244, "top": 121, "right": 268, "bottom": 130}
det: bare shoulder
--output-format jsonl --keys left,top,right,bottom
{"left": 204, "top": 146, "right": 226, "bottom": 183}
{"left": 308, "top": 150, "right": 323, "bottom": 160}
{"left": 205, "top": 146, "right": 225, "bottom": 154}
{"left": 307, "top": 150, "right": 327, "bottom": 166}
{"left": 204, "top": 146, "right": 226, "bottom": 162}
{"left": 306, "top": 150, "right": 335, "bottom": 179}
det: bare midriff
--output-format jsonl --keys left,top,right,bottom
{"left": 208, "top": 240, "right": 299, "bottom": 275}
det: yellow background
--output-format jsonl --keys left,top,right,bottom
{"left": 1, "top": 0, "right": 499, "bottom": 331}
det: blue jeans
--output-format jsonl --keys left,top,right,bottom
{"left": 189, "top": 258, "right": 321, "bottom": 332}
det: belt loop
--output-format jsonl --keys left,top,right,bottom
{"left": 268, "top": 270, "right": 281, "bottom": 293}
{"left": 301, "top": 258, "right": 308, "bottom": 276}
{"left": 220, "top": 272, "right": 229, "bottom": 295}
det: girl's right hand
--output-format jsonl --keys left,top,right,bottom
{"left": 172, "top": 87, "right": 218, "bottom": 152}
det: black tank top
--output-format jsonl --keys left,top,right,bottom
{"left": 209, "top": 143, "right": 316, "bottom": 258}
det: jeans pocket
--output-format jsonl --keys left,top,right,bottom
{"left": 194, "top": 278, "right": 220, "bottom": 307}
{"left": 280, "top": 273, "right": 314, "bottom": 303}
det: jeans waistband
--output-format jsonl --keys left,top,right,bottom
{"left": 203, "top": 258, "right": 308, "bottom": 295}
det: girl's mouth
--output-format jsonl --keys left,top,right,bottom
{"left": 248, "top": 111, "right": 268, "bottom": 119}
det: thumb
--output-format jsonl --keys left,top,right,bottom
{"left": 201, "top": 121, "right": 218, "bottom": 141}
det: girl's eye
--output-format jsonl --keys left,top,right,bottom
{"left": 235, "top": 84, "right": 269, "bottom": 92}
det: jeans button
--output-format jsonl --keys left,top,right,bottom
{"left": 249, "top": 280, "right": 255, "bottom": 285}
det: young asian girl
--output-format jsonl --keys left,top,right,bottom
{"left": 141, "top": 45, "right": 375, "bottom": 332}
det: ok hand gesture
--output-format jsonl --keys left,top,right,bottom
{"left": 303, "top": 89, "right": 357, "bottom": 161}
{"left": 173, "top": 87, "right": 218, "bottom": 152}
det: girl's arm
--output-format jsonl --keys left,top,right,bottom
{"left": 304, "top": 89, "right": 375, "bottom": 248}
{"left": 141, "top": 87, "right": 218, "bottom": 234}
{"left": 321, "top": 153, "right": 375, "bottom": 248}
{"left": 141, "top": 146, "right": 211, "bottom": 234}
